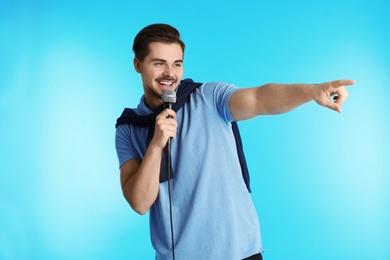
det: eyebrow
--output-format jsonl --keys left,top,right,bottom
{"left": 151, "top": 58, "right": 183, "bottom": 63}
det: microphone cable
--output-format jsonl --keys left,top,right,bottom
{"left": 162, "top": 90, "right": 177, "bottom": 260}
{"left": 167, "top": 137, "right": 175, "bottom": 260}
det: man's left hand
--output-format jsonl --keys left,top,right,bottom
{"left": 314, "top": 79, "right": 355, "bottom": 113}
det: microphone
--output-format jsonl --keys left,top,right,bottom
{"left": 162, "top": 90, "right": 177, "bottom": 110}
{"left": 161, "top": 89, "right": 177, "bottom": 260}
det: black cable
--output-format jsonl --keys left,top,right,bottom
{"left": 167, "top": 137, "right": 175, "bottom": 260}
{"left": 161, "top": 90, "right": 176, "bottom": 260}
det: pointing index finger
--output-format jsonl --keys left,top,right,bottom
{"left": 334, "top": 79, "right": 356, "bottom": 87}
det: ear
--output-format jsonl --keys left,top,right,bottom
{"left": 133, "top": 57, "right": 141, "bottom": 73}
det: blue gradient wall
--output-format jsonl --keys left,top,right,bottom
{"left": 1, "top": 0, "right": 389, "bottom": 259}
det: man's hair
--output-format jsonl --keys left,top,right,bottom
{"left": 132, "top": 23, "right": 185, "bottom": 62}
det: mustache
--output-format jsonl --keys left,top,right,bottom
{"left": 156, "top": 77, "right": 176, "bottom": 82}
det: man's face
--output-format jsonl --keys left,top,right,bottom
{"left": 134, "top": 42, "right": 184, "bottom": 109}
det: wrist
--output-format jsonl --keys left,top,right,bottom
{"left": 148, "top": 139, "right": 166, "bottom": 153}
{"left": 307, "top": 83, "right": 320, "bottom": 101}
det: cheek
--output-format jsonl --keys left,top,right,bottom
{"left": 175, "top": 68, "right": 184, "bottom": 77}
{"left": 142, "top": 69, "right": 156, "bottom": 80}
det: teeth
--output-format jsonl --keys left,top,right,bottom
{"left": 159, "top": 81, "right": 173, "bottom": 85}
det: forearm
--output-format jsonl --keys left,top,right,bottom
{"left": 256, "top": 83, "right": 316, "bottom": 115}
{"left": 124, "top": 144, "right": 163, "bottom": 215}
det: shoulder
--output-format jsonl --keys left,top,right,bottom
{"left": 115, "top": 124, "right": 132, "bottom": 143}
{"left": 199, "top": 81, "right": 239, "bottom": 101}
{"left": 202, "top": 81, "right": 237, "bottom": 89}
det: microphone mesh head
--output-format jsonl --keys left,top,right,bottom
{"left": 162, "top": 90, "right": 177, "bottom": 103}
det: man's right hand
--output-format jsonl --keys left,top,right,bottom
{"left": 150, "top": 108, "right": 178, "bottom": 149}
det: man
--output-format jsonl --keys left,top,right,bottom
{"left": 115, "top": 23, "right": 354, "bottom": 260}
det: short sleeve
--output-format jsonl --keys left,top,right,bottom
{"left": 201, "top": 82, "right": 239, "bottom": 123}
{"left": 115, "top": 124, "right": 139, "bottom": 168}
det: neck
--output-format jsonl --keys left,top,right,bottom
{"left": 144, "top": 93, "right": 163, "bottom": 111}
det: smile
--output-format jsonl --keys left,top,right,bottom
{"left": 159, "top": 81, "right": 174, "bottom": 86}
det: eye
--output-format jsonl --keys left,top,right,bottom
{"left": 154, "top": 62, "right": 163, "bottom": 66}
{"left": 174, "top": 63, "right": 182, "bottom": 68}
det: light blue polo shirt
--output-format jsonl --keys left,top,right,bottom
{"left": 115, "top": 82, "right": 263, "bottom": 259}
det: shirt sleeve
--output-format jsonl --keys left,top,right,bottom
{"left": 201, "top": 82, "right": 239, "bottom": 123}
{"left": 115, "top": 124, "right": 139, "bottom": 168}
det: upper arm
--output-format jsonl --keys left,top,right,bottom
{"left": 120, "top": 158, "right": 142, "bottom": 198}
{"left": 229, "top": 87, "right": 261, "bottom": 121}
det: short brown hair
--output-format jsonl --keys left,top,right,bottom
{"left": 132, "top": 23, "right": 185, "bottom": 62}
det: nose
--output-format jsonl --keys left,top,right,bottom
{"left": 163, "top": 65, "right": 174, "bottom": 77}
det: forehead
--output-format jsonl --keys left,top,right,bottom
{"left": 146, "top": 42, "right": 183, "bottom": 61}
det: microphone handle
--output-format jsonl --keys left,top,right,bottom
{"left": 164, "top": 102, "right": 173, "bottom": 110}
{"left": 164, "top": 102, "right": 174, "bottom": 133}
{"left": 165, "top": 101, "right": 172, "bottom": 156}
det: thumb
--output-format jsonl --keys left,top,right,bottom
{"left": 324, "top": 100, "right": 342, "bottom": 113}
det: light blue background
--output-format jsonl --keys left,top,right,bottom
{"left": 1, "top": 0, "right": 389, "bottom": 259}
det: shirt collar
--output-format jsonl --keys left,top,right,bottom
{"left": 136, "top": 95, "right": 153, "bottom": 115}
